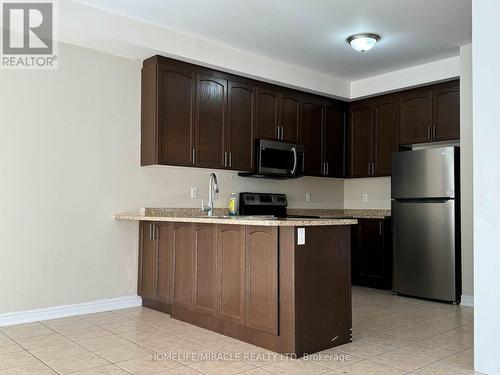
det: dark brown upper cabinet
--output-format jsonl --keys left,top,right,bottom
{"left": 323, "top": 102, "right": 346, "bottom": 177}
{"left": 348, "top": 101, "right": 374, "bottom": 177}
{"left": 141, "top": 55, "right": 459, "bottom": 178}
{"left": 347, "top": 95, "right": 400, "bottom": 178}
{"left": 302, "top": 97, "right": 346, "bottom": 177}
{"left": 302, "top": 97, "right": 324, "bottom": 175}
{"left": 280, "top": 92, "right": 301, "bottom": 143}
{"left": 142, "top": 58, "right": 195, "bottom": 166}
{"left": 373, "top": 95, "right": 400, "bottom": 176}
{"left": 194, "top": 74, "right": 227, "bottom": 169}
{"left": 400, "top": 88, "right": 434, "bottom": 144}
{"left": 226, "top": 81, "right": 255, "bottom": 171}
{"left": 255, "top": 87, "right": 280, "bottom": 140}
{"left": 434, "top": 80, "right": 460, "bottom": 141}
{"left": 401, "top": 79, "right": 459, "bottom": 145}
{"left": 255, "top": 87, "right": 301, "bottom": 143}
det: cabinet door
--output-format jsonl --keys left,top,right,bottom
{"left": 352, "top": 219, "right": 391, "bottom": 289}
{"left": 192, "top": 224, "right": 217, "bottom": 315}
{"left": 373, "top": 96, "right": 400, "bottom": 176}
{"left": 323, "top": 103, "right": 346, "bottom": 177}
{"left": 217, "top": 225, "right": 246, "bottom": 325}
{"left": 138, "top": 222, "right": 157, "bottom": 300}
{"left": 172, "top": 223, "right": 195, "bottom": 308}
{"left": 400, "top": 88, "right": 433, "bottom": 144}
{"left": 280, "top": 92, "right": 301, "bottom": 143}
{"left": 348, "top": 102, "right": 373, "bottom": 177}
{"left": 157, "top": 63, "right": 195, "bottom": 166}
{"left": 302, "top": 99, "right": 324, "bottom": 175}
{"left": 245, "top": 226, "right": 278, "bottom": 335}
{"left": 226, "top": 81, "right": 254, "bottom": 171}
{"left": 434, "top": 81, "right": 460, "bottom": 141}
{"left": 195, "top": 74, "right": 227, "bottom": 168}
{"left": 255, "top": 87, "right": 279, "bottom": 140}
{"left": 156, "top": 223, "right": 173, "bottom": 304}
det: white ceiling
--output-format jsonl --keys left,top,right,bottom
{"left": 76, "top": 0, "right": 471, "bottom": 81}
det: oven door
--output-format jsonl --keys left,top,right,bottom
{"left": 257, "top": 140, "right": 304, "bottom": 177}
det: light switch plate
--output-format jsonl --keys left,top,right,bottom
{"left": 305, "top": 192, "right": 311, "bottom": 202}
{"left": 362, "top": 193, "right": 368, "bottom": 202}
{"left": 297, "top": 227, "right": 305, "bottom": 245}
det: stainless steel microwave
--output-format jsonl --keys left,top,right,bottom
{"left": 239, "top": 139, "right": 304, "bottom": 178}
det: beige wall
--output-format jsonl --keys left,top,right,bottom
{"left": 460, "top": 44, "right": 473, "bottom": 299}
{"left": 0, "top": 43, "right": 343, "bottom": 314}
{"left": 343, "top": 178, "right": 391, "bottom": 209}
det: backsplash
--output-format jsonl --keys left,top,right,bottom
{"left": 343, "top": 177, "right": 391, "bottom": 209}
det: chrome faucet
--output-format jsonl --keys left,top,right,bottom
{"left": 201, "top": 173, "right": 219, "bottom": 216}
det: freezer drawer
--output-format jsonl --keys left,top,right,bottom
{"left": 392, "top": 199, "right": 458, "bottom": 302}
{"left": 391, "top": 147, "right": 457, "bottom": 199}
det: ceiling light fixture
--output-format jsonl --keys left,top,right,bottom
{"left": 347, "top": 33, "right": 381, "bottom": 52}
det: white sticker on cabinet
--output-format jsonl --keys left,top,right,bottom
{"left": 297, "top": 227, "right": 305, "bottom": 245}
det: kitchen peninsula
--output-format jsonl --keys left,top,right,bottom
{"left": 115, "top": 208, "right": 357, "bottom": 356}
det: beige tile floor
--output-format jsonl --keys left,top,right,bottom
{"left": 0, "top": 287, "right": 480, "bottom": 375}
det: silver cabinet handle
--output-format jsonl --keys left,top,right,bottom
{"left": 372, "top": 162, "right": 375, "bottom": 176}
{"left": 368, "top": 162, "right": 371, "bottom": 175}
{"left": 281, "top": 126, "right": 284, "bottom": 140}
{"left": 229, "top": 152, "right": 232, "bottom": 167}
{"left": 433, "top": 125, "right": 436, "bottom": 140}
{"left": 322, "top": 162, "right": 326, "bottom": 175}
{"left": 224, "top": 152, "right": 227, "bottom": 167}
{"left": 192, "top": 148, "right": 196, "bottom": 164}
{"left": 326, "top": 162, "right": 329, "bottom": 175}
{"left": 276, "top": 126, "right": 280, "bottom": 140}
{"left": 291, "top": 147, "right": 297, "bottom": 175}
{"left": 149, "top": 223, "right": 156, "bottom": 241}
{"left": 427, "top": 125, "right": 431, "bottom": 140}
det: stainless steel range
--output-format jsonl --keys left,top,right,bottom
{"left": 239, "top": 192, "right": 319, "bottom": 219}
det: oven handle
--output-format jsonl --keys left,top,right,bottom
{"left": 291, "top": 147, "right": 297, "bottom": 175}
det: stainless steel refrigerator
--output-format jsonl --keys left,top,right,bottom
{"left": 391, "top": 146, "right": 461, "bottom": 303}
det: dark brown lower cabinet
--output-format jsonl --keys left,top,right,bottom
{"left": 138, "top": 222, "right": 157, "bottom": 300}
{"left": 217, "top": 226, "right": 246, "bottom": 325}
{"left": 171, "top": 223, "right": 195, "bottom": 309}
{"left": 138, "top": 221, "right": 172, "bottom": 312}
{"left": 245, "top": 226, "right": 278, "bottom": 335}
{"left": 137, "top": 222, "right": 352, "bottom": 356}
{"left": 193, "top": 224, "right": 217, "bottom": 316}
{"left": 351, "top": 218, "right": 392, "bottom": 290}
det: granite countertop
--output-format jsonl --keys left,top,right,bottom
{"left": 114, "top": 212, "right": 357, "bottom": 227}
{"left": 114, "top": 207, "right": 390, "bottom": 227}
{"left": 287, "top": 208, "right": 391, "bottom": 219}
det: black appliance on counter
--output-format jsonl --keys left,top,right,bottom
{"left": 238, "top": 139, "right": 304, "bottom": 179}
{"left": 239, "top": 192, "right": 319, "bottom": 218}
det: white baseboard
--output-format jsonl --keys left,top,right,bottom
{"left": 461, "top": 294, "right": 474, "bottom": 307}
{"left": 0, "top": 295, "right": 142, "bottom": 327}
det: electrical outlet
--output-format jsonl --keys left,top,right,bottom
{"left": 305, "top": 192, "right": 311, "bottom": 202}
{"left": 362, "top": 194, "right": 368, "bottom": 202}
{"left": 190, "top": 187, "right": 198, "bottom": 199}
